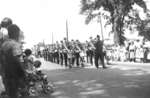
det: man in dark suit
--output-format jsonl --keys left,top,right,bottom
{"left": 94, "top": 35, "right": 107, "bottom": 69}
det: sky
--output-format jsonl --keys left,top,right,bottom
{"left": 0, "top": 0, "right": 149, "bottom": 48}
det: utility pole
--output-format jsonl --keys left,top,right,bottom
{"left": 52, "top": 32, "right": 54, "bottom": 49}
{"left": 99, "top": 14, "right": 104, "bottom": 41}
{"left": 66, "top": 20, "right": 69, "bottom": 42}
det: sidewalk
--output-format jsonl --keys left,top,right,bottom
{"left": 34, "top": 57, "right": 150, "bottom": 71}
{"left": 110, "top": 61, "right": 150, "bottom": 66}
{"left": 35, "top": 58, "right": 66, "bottom": 70}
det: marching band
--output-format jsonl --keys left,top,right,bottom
{"left": 37, "top": 35, "right": 107, "bottom": 69}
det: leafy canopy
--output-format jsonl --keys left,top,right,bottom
{"left": 80, "top": 0, "right": 147, "bottom": 45}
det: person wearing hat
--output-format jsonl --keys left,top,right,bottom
{"left": 0, "top": 17, "right": 13, "bottom": 43}
{"left": 94, "top": 35, "right": 107, "bottom": 69}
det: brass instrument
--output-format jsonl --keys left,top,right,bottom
{"left": 88, "top": 41, "right": 96, "bottom": 50}
{"left": 74, "top": 43, "right": 81, "bottom": 53}
{"left": 62, "top": 42, "right": 69, "bottom": 53}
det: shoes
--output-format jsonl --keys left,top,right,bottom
{"left": 107, "top": 62, "right": 111, "bottom": 65}
{"left": 96, "top": 66, "right": 99, "bottom": 69}
{"left": 103, "top": 66, "right": 107, "bottom": 69}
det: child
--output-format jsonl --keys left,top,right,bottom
{"left": 23, "top": 49, "right": 35, "bottom": 73}
{"left": 23, "top": 49, "right": 54, "bottom": 96}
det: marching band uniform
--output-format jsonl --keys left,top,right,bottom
{"left": 94, "top": 35, "right": 106, "bottom": 69}
{"left": 63, "top": 39, "right": 69, "bottom": 67}
{"left": 88, "top": 39, "right": 95, "bottom": 65}
{"left": 60, "top": 41, "right": 64, "bottom": 66}
{"left": 74, "top": 45, "right": 80, "bottom": 67}
{"left": 55, "top": 42, "right": 60, "bottom": 64}
{"left": 63, "top": 50, "right": 68, "bottom": 67}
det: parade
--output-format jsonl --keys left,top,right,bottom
{"left": 1, "top": 0, "right": 150, "bottom": 98}
{"left": 33, "top": 35, "right": 150, "bottom": 69}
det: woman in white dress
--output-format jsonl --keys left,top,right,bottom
{"left": 129, "top": 42, "right": 135, "bottom": 62}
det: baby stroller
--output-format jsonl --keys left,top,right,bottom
{"left": 20, "top": 60, "right": 55, "bottom": 97}
{"left": 0, "top": 60, "right": 55, "bottom": 97}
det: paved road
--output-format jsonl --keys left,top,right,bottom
{"left": 1, "top": 58, "right": 150, "bottom": 98}
{"left": 39, "top": 59, "right": 150, "bottom": 98}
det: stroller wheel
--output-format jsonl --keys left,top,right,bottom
{"left": 42, "top": 83, "right": 54, "bottom": 94}
{"left": 0, "top": 91, "right": 8, "bottom": 98}
{"left": 46, "top": 85, "right": 54, "bottom": 93}
{"left": 28, "top": 87, "right": 38, "bottom": 96}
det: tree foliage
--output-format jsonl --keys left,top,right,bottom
{"left": 137, "top": 13, "right": 150, "bottom": 40}
{"left": 80, "top": 0, "right": 147, "bottom": 45}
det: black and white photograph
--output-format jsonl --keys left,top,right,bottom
{"left": 0, "top": 0, "right": 150, "bottom": 98}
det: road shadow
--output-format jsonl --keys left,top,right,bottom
{"left": 40, "top": 67, "right": 150, "bottom": 98}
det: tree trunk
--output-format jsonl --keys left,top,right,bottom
{"left": 113, "top": 8, "right": 125, "bottom": 45}
{"left": 113, "top": 9, "right": 119, "bottom": 45}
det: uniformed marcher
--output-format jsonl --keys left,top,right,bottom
{"left": 74, "top": 40, "right": 81, "bottom": 67}
{"left": 60, "top": 41, "right": 64, "bottom": 66}
{"left": 88, "top": 37, "right": 95, "bottom": 65}
{"left": 63, "top": 38, "right": 69, "bottom": 67}
{"left": 94, "top": 35, "right": 107, "bottom": 69}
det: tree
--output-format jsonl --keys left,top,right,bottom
{"left": 136, "top": 13, "right": 150, "bottom": 40}
{"left": 80, "top": 0, "right": 147, "bottom": 45}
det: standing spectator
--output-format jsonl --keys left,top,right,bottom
{"left": 129, "top": 42, "right": 135, "bottom": 62}
{"left": 144, "top": 48, "right": 149, "bottom": 62}
{"left": 0, "top": 24, "right": 25, "bottom": 98}
{"left": 139, "top": 45, "right": 144, "bottom": 62}
{"left": 126, "top": 42, "right": 131, "bottom": 61}
{"left": 85, "top": 40, "right": 90, "bottom": 63}
{"left": 0, "top": 17, "right": 13, "bottom": 95}
{"left": 23, "top": 49, "right": 34, "bottom": 72}
{"left": 37, "top": 50, "right": 42, "bottom": 58}
{"left": 119, "top": 45, "right": 126, "bottom": 62}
